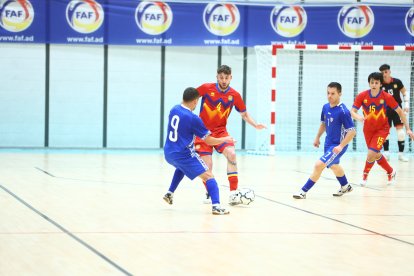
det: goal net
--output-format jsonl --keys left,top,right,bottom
{"left": 253, "top": 44, "right": 413, "bottom": 155}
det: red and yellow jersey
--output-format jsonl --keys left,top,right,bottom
{"left": 352, "top": 89, "right": 398, "bottom": 130}
{"left": 197, "top": 83, "right": 246, "bottom": 132}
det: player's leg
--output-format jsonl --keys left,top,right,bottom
{"left": 195, "top": 137, "right": 214, "bottom": 203}
{"left": 361, "top": 131, "right": 378, "bottom": 186}
{"left": 293, "top": 146, "right": 345, "bottom": 199}
{"left": 198, "top": 171, "right": 230, "bottom": 215}
{"left": 371, "top": 130, "right": 396, "bottom": 184}
{"left": 330, "top": 164, "right": 353, "bottom": 196}
{"left": 216, "top": 137, "right": 240, "bottom": 205}
{"left": 163, "top": 168, "right": 185, "bottom": 204}
{"left": 395, "top": 124, "right": 408, "bottom": 162}
{"left": 293, "top": 159, "right": 326, "bottom": 199}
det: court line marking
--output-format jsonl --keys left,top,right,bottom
{"left": 0, "top": 183, "right": 133, "bottom": 276}
{"left": 254, "top": 193, "right": 414, "bottom": 247}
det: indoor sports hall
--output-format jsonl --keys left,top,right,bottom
{"left": 1, "top": 0, "right": 413, "bottom": 275}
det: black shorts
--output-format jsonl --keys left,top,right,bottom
{"left": 386, "top": 108, "right": 403, "bottom": 127}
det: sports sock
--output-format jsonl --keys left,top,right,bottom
{"left": 383, "top": 139, "right": 390, "bottom": 151}
{"left": 336, "top": 175, "right": 348, "bottom": 186}
{"left": 227, "top": 172, "right": 238, "bottom": 191}
{"left": 168, "top": 169, "right": 185, "bottom": 193}
{"left": 398, "top": 141, "right": 405, "bottom": 152}
{"left": 376, "top": 155, "right": 393, "bottom": 174}
{"left": 302, "top": 178, "right": 315, "bottom": 192}
{"left": 206, "top": 178, "right": 220, "bottom": 204}
{"left": 363, "top": 159, "right": 375, "bottom": 176}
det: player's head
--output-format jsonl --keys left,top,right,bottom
{"left": 216, "top": 65, "right": 232, "bottom": 91}
{"left": 182, "top": 87, "right": 200, "bottom": 110}
{"left": 327, "top": 82, "right": 342, "bottom": 106}
{"left": 368, "top": 72, "right": 383, "bottom": 92}
{"left": 379, "top": 64, "right": 391, "bottom": 80}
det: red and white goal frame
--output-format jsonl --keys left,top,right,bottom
{"left": 268, "top": 44, "right": 414, "bottom": 155}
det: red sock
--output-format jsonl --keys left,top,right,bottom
{"left": 376, "top": 155, "right": 393, "bottom": 174}
{"left": 363, "top": 160, "right": 375, "bottom": 176}
{"left": 227, "top": 172, "right": 238, "bottom": 191}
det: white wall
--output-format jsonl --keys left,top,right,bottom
{"left": 0, "top": 44, "right": 45, "bottom": 147}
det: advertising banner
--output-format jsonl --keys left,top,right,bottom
{"left": 0, "top": 0, "right": 413, "bottom": 46}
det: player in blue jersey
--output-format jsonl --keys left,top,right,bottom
{"left": 163, "top": 87, "right": 235, "bottom": 215}
{"left": 293, "top": 82, "right": 356, "bottom": 199}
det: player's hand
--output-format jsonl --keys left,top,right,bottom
{"left": 223, "top": 136, "right": 237, "bottom": 144}
{"left": 333, "top": 145, "right": 343, "bottom": 154}
{"left": 404, "top": 107, "right": 409, "bottom": 113}
{"left": 313, "top": 139, "right": 320, "bottom": 148}
{"left": 255, "top": 123, "right": 267, "bottom": 130}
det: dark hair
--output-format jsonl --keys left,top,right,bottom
{"left": 327, "top": 82, "right": 342, "bottom": 93}
{"left": 183, "top": 87, "right": 199, "bottom": 102}
{"left": 379, "top": 64, "right": 390, "bottom": 71}
{"left": 217, "top": 65, "right": 231, "bottom": 75}
{"left": 368, "top": 72, "right": 383, "bottom": 84}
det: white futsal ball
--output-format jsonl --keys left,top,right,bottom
{"left": 239, "top": 188, "right": 255, "bottom": 205}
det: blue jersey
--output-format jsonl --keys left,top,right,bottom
{"left": 164, "top": 104, "right": 210, "bottom": 158}
{"left": 320, "top": 102, "right": 355, "bottom": 147}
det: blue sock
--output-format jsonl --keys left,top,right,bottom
{"left": 205, "top": 178, "right": 220, "bottom": 204}
{"left": 302, "top": 178, "right": 315, "bottom": 192}
{"left": 168, "top": 169, "right": 185, "bottom": 193}
{"left": 336, "top": 175, "right": 348, "bottom": 186}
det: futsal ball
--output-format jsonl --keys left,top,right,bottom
{"left": 239, "top": 188, "right": 255, "bottom": 205}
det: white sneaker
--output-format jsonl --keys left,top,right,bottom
{"left": 203, "top": 192, "right": 212, "bottom": 204}
{"left": 360, "top": 173, "right": 368, "bottom": 186}
{"left": 383, "top": 151, "right": 390, "bottom": 161}
{"left": 228, "top": 190, "right": 242, "bottom": 206}
{"left": 333, "top": 184, "right": 353, "bottom": 197}
{"left": 398, "top": 153, "right": 408, "bottom": 162}
{"left": 293, "top": 190, "right": 306, "bottom": 199}
{"left": 212, "top": 205, "right": 230, "bottom": 215}
{"left": 387, "top": 169, "right": 396, "bottom": 185}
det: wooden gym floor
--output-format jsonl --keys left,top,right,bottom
{"left": 0, "top": 149, "right": 413, "bottom": 275}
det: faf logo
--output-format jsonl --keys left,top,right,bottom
{"left": 136, "top": 1, "right": 172, "bottom": 35}
{"left": 203, "top": 3, "right": 240, "bottom": 36}
{"left": 0, "top": 0, "right": 34, "bottom": 32}
{"left": 270, "top": 6, "right": 307, "bottom": 38}
{"left": 338, "top": 5, "right": 374, "bottom": 38}
{"left": 406, "top": 7, "right": 414, "bottom": 37}
{"left": 66, "top": 0, "right": 104, "bottom": 34}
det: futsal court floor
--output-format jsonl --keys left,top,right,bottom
{"left": 0, "top": 149, "right": 413, "bottom": 275}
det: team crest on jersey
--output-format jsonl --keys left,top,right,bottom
{"left": 228, "top": 95, "right": 233, "bottom": 101}
{"left": 210, "top": 92, "right": 215, "bottom": 96}
{"left": 195, "top": 144, "right": 200, "bottom": 150}
{"left": 380, "top": 99, "right": 384, "bottom": 104}
{"left": 394, "top": 84, "right": 398, "bottom": 89}
{"left": 363, "top": 99, "right": 368, "bottom": 103}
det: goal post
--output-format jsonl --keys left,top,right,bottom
{"left": 253, "top": 44, "right": 414, "bottom": 155}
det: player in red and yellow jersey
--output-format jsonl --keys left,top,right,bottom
{"left": 351, "top": 72, "right": 414, "bottom": 186}
{"left": 195, "top": 65, "right": 266, "bottom": 205}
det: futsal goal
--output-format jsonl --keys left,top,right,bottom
{"left": 253, "top": 44, "right": 414, "bottom": 155}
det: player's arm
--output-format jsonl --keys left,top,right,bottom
{"left": 204, "top": 135, "right": 235, "bottom": 146}
{"left": 240, "top": 111, "right": 266, "bottom": 129}
{"left": 394, "top": 107, "right": 414, "bottom": 140}
{"left": 313, "top": 122, "right": 326, "bottom": 148}
{"left": 351, "top": 107, "right": 364, "bottom": 122}
{"left": 401, "top": 86, "right": 409, "bottom": 113}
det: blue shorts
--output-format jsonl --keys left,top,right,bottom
{"left": 165, "top": 153, "right": 208, "bottom": 180}
{"left": 319, "top": 145, "right": 348, "bottom": 168}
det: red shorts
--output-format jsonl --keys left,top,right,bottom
{"left": 363, "top": 127, "right": 390, "bottom": 152}
{"left": 195, "top": 129, "right": 234, "bottom": 156}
